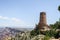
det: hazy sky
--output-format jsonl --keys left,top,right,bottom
{"left": 0, "top": 0, "right": 60, "bottom": 28}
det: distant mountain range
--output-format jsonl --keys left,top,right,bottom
{"left": 0, "top": 27, "right": 33, "bottom": 40}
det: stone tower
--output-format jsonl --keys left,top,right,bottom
{"left": 39, "top": 12, "right": 47, "bottom": 28}
{"left": 35, "top": 12, "right": 50, "bottom": 31}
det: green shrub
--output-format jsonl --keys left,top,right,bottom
{"left": 43, "top": 36, "right": 50, "bottom": 40}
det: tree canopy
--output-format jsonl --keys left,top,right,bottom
{"left": 58, "top": 5, "right": 60, "bottom": 12}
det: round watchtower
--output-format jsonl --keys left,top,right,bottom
{"left": 35, "top": 12, "right": 50, "bottom": 31}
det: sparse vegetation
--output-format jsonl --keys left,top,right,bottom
{"left": 30, "top": 29, "right": 41, "bottom": 37}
